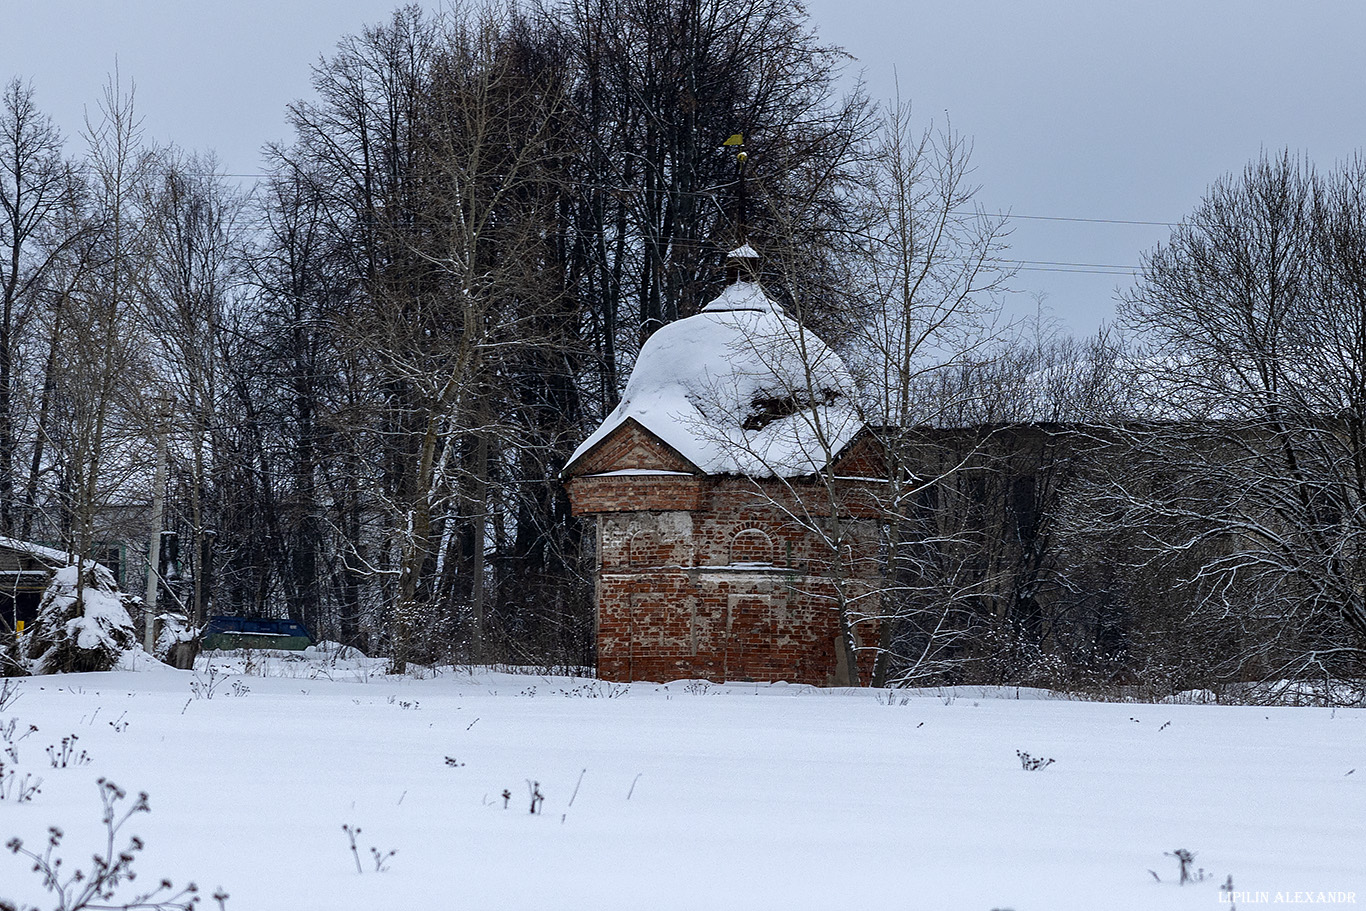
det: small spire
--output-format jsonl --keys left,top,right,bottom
{"left": 721, "top": 132, "right": 756, "bottom": 285}
{"left": 725, "top": 243, "right": 760, "bottom": 285}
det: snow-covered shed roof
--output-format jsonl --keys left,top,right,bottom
{"left": 0, "top": 536, "right": 77, "bottom": 568}
{"left": 566, "top": 281, "right": 865, "bottom": 478}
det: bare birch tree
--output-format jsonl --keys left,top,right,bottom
{"left": 843, "top": 102, "right": 1014, "bottom": 685}
{"left": 63, "top": 73, "right": 153, "bottom": 579}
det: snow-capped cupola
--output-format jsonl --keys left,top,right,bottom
{"left": 724, "top": 243, "right": 761, "bottom": 284}
{"left": 565, "top": 280, "right": 865, "bottom": 478}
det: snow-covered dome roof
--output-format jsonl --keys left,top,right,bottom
{"left": 568, "top": 281, "right": 864, "bottom": 477}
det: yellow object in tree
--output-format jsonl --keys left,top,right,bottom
{"left": 15, "top": 619, "right": 23, "bottom": 634}
{"left": 723, "top": 133, "right": 743, "bottom": 146}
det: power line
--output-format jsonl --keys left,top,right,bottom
{"left": 1004, "top": 259, "right": 1138, "bottom": 274}
{"left": 182, "top": 170, "right": 1152, "bottom": 271}
{"left": 987, "top": 211, "right": 1180, "bottom": 228}
{"left": 1013, "top": 266, "right": 1136, "bottom": 276}
{"left": 195, "top": 169, "right": 1180, "bottom": 229}
{"left": 1008, "top": 258, "right": 1136, "bottom": 270}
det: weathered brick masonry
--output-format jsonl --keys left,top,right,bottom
{"left": 565, "top": 421, "right": 882, "bottom": 685}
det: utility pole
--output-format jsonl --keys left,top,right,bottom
{"left": 143, "top": 397, "right": 169, "bottom": 654}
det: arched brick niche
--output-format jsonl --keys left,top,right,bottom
{"left": 729, "top": 528, "right": 774, "bottom": 565}
{"left": 628, "top": 529, "right": 663, "bottom": 567}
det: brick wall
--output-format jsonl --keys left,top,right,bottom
{"left": 595, "top": 567, "right": 878, "bottom": 684}
{"left": 569, "top": 462, "right": 883, "bottom": 686}
{"left": 568, "top": 475, "right": 705, "bottom": 514}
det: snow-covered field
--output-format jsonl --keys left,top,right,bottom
{"left": 1, "top": 650, "right": 1362, "bottom": 911}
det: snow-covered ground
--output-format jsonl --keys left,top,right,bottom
{"left": 1, "top": 650, "right": 1362, "bottom": 911}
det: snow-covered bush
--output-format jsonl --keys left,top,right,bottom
{"left": 23, "top": 564, "right": 139, "bottom": 674}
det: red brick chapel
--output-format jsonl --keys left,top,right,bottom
{"left": 563, "top": 249, "right": 883, "bottom": 686}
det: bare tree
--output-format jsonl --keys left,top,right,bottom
{"left": 842, "top": 101, "right": 1013, "bottom": 685}
{"left": 378, "top": 6, "right": 583, "bottom": 669}
{"left": 214, "top": 0, "right": 881, "bottom": 667}
{"left": 15, "top": 177, "right": 95, "bottom": 543}
{"left": 61, "top": 71, "right": 154, "bottom": 604}
{"left": 137, "top": 147, "right": 246, "bottom": 624}
{"left": 240, "top": 161, "right": 353, "bottom": 639}
{"left": 1115, "top": 151, "right": 1366, "bottom": 687}
{"left": 888, "top": 328, "right": 1132, "bottom": 688}
{"left": 553, "top": 0, "right": 872, "bottom": 406}
{"left": 0, "top": 79, "right": 80, "bottom": 534}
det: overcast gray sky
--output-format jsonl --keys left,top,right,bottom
{"left": 5, "top": 1, "right": 1364, "bottom": 333}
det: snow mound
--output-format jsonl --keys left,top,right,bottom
{"left": 306, "top": 641, "right": 369, "bottom": 662}
{"left": 116, "top": 646, "right": 176, "bottom": 673}
{"left": 570, "top": 281, "right": 864, "bottom": 477}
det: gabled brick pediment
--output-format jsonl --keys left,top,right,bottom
{"left": 564, "top": 418, "right": 700, "bottom": 477}
{"left": 829, "top": 428, "right": 888, "bottom": 479}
